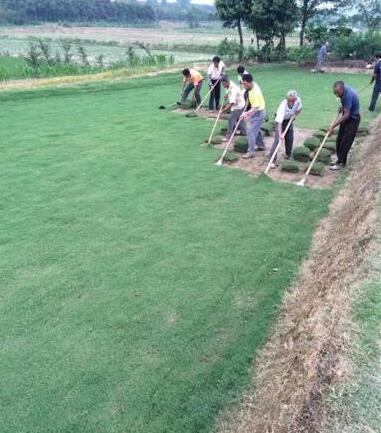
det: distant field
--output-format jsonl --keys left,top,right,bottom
{"left": 0, "top": 22, "right": 300, "bottom": 63}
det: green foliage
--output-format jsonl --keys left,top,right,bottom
{"left": 281, "top": 159, "right": 300, "bottom": 172}
{"left": 217, "top": 37, "right": 242, "bottom": 61}
{"left": 331, "top": 32, "right": 381, "bottom": 60}
{"left": 304, "top": 136, "right": 321, "bottom": 151}
{"left": 305, "top": 25, "right": 330, "bottom": 47}
{"left": 308, "top": 161, "right": 325, "bottom": 176}
{"left": 287, "top": 46, "right": 316, "bottom": 64}
{"left": 316, "top": 148, "right": 332, "bottom": 164}
{"left": 0, "top": 0, "right": 156, "bottom": 25}
{"left": 233, "top": 136, "right": 249, "bottom": 153}
{"left": 293, "top": 146, "right": 311, "bottom": 162}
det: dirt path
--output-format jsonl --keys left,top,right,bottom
{"left": 213, "top": 114, "right": 381, "bottom": 433}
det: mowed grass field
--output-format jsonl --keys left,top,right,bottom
{"left": 0, "top": 66, "right": 377, "bottom": 433}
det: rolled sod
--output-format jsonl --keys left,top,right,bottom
{"left": 181, "top": 100, "right": 197, "bottom": 110}
{"left": 293, "top": 146, "right": 311, "bottom": 162}
{"left": 316, "top": 148, "right": 331, "bottom": 164}
{"left": 280, "top": 160, "right": 300, "bottom": 172}
{"left": 323, "top": 141, "right": 336, "bottom": 153}
{"left": 223, "top": 151, "right": 239, "bottom": 163}
{"left": 233, "top": 137, "right": 248, "bottom": 153}
{"left": 210, "top": 135, "right": 223, "bottom": 145}
{"left": 261, "top": 121, "right": 274, "bottom": 136}
{"left": 313, "top": 130, "right": 326, "bottom": 139}
{"left": 308, "top": 161, "right": 325, "bottom": 176}
{"left": 303, "top": 136, "right": 320, "bottom": 151}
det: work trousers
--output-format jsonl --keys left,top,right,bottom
{"left": 336, "top": 116, "right": 360, "bottom": 165}
{"left": 268, "top": 119, "right": 294, "bottom": 162}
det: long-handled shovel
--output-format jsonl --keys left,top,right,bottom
{"left": 216, "top": 114, "right": 246, "bottom": 166}
{"left": 207, "top": 105, "right": 225, "bottom": 146}
{"left": 264, "top": 116, "right": 294, "bottom": 174}
{"left": 196, "top": 78, "right": 221, "bottom": 112}
{"left": 296, "top": 113, "right": 340, "bottom": 187}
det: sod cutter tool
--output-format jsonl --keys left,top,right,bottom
{"left": 264, "top": 115, "right": 295, "bottom": 174}
{"left": 215, "top": 103, "right": 248, "bottom": 166}
{"left": 207, "top": 105, "right": 225, "bottom": 146}
{"left": 196, "top": 78, "right": 221, "bottom": 112}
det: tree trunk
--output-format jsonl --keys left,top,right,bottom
{"left": 237, "top": 18, "right": 244, "bottom": 62}
{"left": 299, "top": 1, "right": 308, "bottom": 46}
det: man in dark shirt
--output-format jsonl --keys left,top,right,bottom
{"left": 328, "top": 81, "right": 360, "bottom": 170}
{"left": 369, "top": 53, "right": 381, "bottom": 112}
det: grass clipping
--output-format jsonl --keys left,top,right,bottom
{"left": 214, "top": 116, "right": 381, "bottom": 433}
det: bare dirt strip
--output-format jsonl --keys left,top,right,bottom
{"left": 213, "top": 114, "right": 381, "bottom": 433}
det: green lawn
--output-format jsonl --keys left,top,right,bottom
{"left": 0, "top": 66, "right": 376, "bottom": 433}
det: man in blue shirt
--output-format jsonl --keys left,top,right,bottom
{"left": 369, "top": 52, "right": 381, "bottom": 112}
{"left": 328, "top": 81, "right": 360, "bottom": 170}
{"left": 316, "top": 41, "right": 329, "bottom": 73}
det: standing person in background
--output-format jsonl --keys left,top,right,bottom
{"left": 369, "top": 52, "right": 381, "bottom": 112}
{"left": 220, "top": 75, "right": 247, "bottom": 142}
{"left": 207, "top": 56, "right": 225, "bottom": 112}
{"left": 315, "top": 41, "right": 329, "bottom": 73}
{"left": 328, "top": 81, "right": 360, "bottom": 170}
{"left": 268, "top": 90, "right": 303, "bottom": 168}
{"left": 237, "top": 65, "right": 249, "bottom": 88}
{"left": 240, "top": 74, "right": 267, "bottom": 159}
{"left": 180, "top": 68, "right": 203, "bottom": 106}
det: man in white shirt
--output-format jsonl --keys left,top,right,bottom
{"left": 268, "top": 90, "right": 303, "bottom": 167}
{"left": 220, "top": 75, "right": 246, "bottom": 141}
{"left": 207, "top": 56, "right": 225, "bottom": 111}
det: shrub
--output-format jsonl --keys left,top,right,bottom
{"left": 281, "top": 160, "right": 300, "bottom": 172}
{"left": 217, "top": 38, "right": 242, "bottom": 62}
{"left": 233, "top": 137, "right": 248, "bottom": 153}
{"left": 223, "top": 151, "right": 238, "bottom": 163}
{"left": 331, "top": 32, "right": 381, "bottom": 60}
{"left": 293, "top": 146, "right": 311, "bottom": 162}
{"left": 308, "top": 161, "right": 325, "bottom": 176}
{"left": 287, "top": 46, "right": 316, "bottom": 64}
{"left": 304, "top": 136, "right": 320, "bottom": 151}
{"left": 316, "top": 148, "right": 331, "bottom": 164}
{"left": 323, "top": 141, "right": 336, "bottom": 153}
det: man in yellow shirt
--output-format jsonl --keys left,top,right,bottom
{"left": 180, "top": 68, "right": 204, "bottom": 106}
{"left": 240, "top": 74, "right": 266, "bottom": 159}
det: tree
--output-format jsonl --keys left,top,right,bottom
{"left": 298, "top": 0, "right": 345, "bottom": 46}
{"left": 215, "top": 0, "right": 251, "bottom": 61}
{"left": 355, "top": 0, "right": 381, "bottom": 32}
{"left": 249, "top": 0, "right": 298, "bottom": 53}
